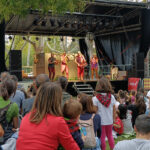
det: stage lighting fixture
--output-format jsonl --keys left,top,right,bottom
{"left": 33, "top": 18, "right": 38, "bottom": 26}
{"left": 60, "top": 37, "right": 64, "bottom": 41}
{"left": 36, "top": 37, "right": 39, "bottom": 41}
{"left": 41, "top": 20, "right": 47, "bottom": 26}
{"left": 48, "top": 38, "right": 51, "bottom": 41}
{"left": 50, "top": 19, "right": 55, "bottom": 27}
{"left": 22, "top": 37, "right": 26, "bottom": 40}
{"left": 72, "top": 38, "right": 75, "bottom": 42}
{"left": 8, "top": 36, "right": 12, "bottom": 40}
{"left": 57, "top": 20, "right": 62, "bottom": 27}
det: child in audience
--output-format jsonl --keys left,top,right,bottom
{"left": 63, "top": 99, "right": 84, "bottom": 149}
{"left": 118, "top": 90, "right": 126, "bottom": 104}
{"left": 130, "top": 90, "right": 136, "bottom": 104}
{"left": 77, "top": 93, "right": 87, "bottom": 101}
{"left": 118, "top": 104, "right": 133, "bottom": 135}
{"left": 113, "top": 110, "right": 123, "bottom": 135}
{"left": 93, "top": 77, "right": 116, "bottom": 150}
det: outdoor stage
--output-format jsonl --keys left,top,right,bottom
{"left": 67, "top": 79, "right": 128, "bottom": 96}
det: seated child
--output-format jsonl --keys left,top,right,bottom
{"left": 118, "top": 104, "right": 133, "bottom": 135}
{"left": 113, "top": 111, "right": 123, "bottom": 135}
{"left": 63, "top": 99, "right": 84, "bottom": 149}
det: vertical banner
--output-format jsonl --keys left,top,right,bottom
{"left": 128, "top": 78, "right": 140, "bottom": 91}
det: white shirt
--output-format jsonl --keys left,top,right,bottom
{"left": 92, "top": 94, "right": 116, "bottom": 125}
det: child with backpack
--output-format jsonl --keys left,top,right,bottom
{"left": 79, "top": 94, "right": 101, "bottom": 150}
{"left": 63, "top": 99, "right": 84, "bottom": 149}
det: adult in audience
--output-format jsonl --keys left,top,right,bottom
{"left": 0, "top": 72, "right": 11, "bottom": 82}
{"left": 114, "top": 114, "right": 150, "bottom": 150}
{"left": 17, "top": 82, "right": 80, "bottom": 150}
{"left": 22, "top": 74, "right": 50, "bottom": 117}
{"left": 0, "top": 79, "right": 19, "bottom": 144}
{"left": 57, "top": 76, "right": 72, "bottom": 107}
{"left": 10, "top": 75, "right": 25, "bottom": 113}
{"left": 92, "top": 77, "right": 116, "bottom": 150}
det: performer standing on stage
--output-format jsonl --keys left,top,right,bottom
{"left": 48, "top": 53, "right": 56, "bottom": 81}
{"left": 61, "top": 52, "right": 69, "bottom": 79}
{"left": 75, "top": 51, "right": 87, "bottom": 81}
{"left": 90, "top": 55, "right": 98, "bottom": 80}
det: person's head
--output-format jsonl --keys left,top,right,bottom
{"left": 63, "top": 99, "right": 82, "bottom": 119}
{"left": 135, "top": 114, "right": 150, "bottom": 138}
{"left": 77, "top": 93, "right": 88, "bottom": 101}
{"left": 79, "top": 95, "right": 96, "bottom": 114}
{"left": 30, "top": 82, "right": 62, "bottom": 124}
{"left": 51, "top": 53, "right": 54, "bottom": 57}
{"left": 0, "top": 72, "right": 11, "bottom": 82}
{"left": 34, "top": 74, "right": 50, "bottom": 89}
{"left": 131, "top": 90, "right": 136, "bottom": 96}
{"left": 0, "top": 78, "right": 16, "bottom": 100}
{"left": 11, "top": 75, "right": 18, "bottom": 89}
{"left": 118, "top": 90, "right": 126, "bottom": 99}
{"left": 96, "top": 77, "right": 113, "bottom": 93}
{"left": 135, "top": 92, "right": 146, "bottom": 114}
{"left": 57, "top": 76, "right": 68, "bottom": 90}
{"left": 118, "top": 104, "right": 127, "bottom": 120}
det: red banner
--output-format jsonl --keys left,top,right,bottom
{"left": 128, "top": 78, "right": 140, "bottom": 91}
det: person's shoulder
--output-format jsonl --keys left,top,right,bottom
{"left": 114, "top": 139, "right": 135, "bottom": 150}
{"left": 94, "top": 114, "right": 101, "bottom": 120}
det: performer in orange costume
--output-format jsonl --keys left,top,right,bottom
{"left": 90, "top": 55, "right": 98, "bottom": 80}
{"left": 75, "top": 51, "right": 87, "bottom": 81}
{"left": 61, "top": 52, "right": 69, "bottom": 79}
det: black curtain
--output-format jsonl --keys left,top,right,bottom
{"left": 94, "top": 32, "right": 140, "bottom": 70}
{"left": 79, "top": 39, "right": 90, "bottom": 65}
{"left": 0, "top": 20, "right": 7, "bottom": 73}
{"left": 140, "top": 9, "right": 150, "bottom": 57}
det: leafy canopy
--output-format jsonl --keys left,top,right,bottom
{"left": 0, "top": 0, "right": 87, "bottom": 20}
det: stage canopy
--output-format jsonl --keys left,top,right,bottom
{"left": 5, "top": 0, "right": 147, "bottom": 37}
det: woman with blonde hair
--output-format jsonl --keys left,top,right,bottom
{"left": 17, "top": 82, "right": 79, "bottom": 150}
{"left": 92, "top": 77, "right": 116, "bottom": 150}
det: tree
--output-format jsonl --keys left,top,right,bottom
{"left": 0, "top": 0, "right": 88, "bottom": 73}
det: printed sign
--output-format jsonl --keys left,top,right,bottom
{"left": 128, "top": 78, "right": 140, "bottom": 91}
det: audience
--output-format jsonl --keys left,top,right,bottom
{"left": 10, "top": 75, "right": 25, "bottom": 113}
{"left": 79, "top": 95, "right": 101, "bottom": 150}
{"left": 0, "top": 78, "right": 19, "bottom": 144}
{"left": 0, "top": 72, "right": 11, "bottom": 82}
{"left": 22, "top": 74, "right": 50, "bottom": 116}
{"left": 92, "top": 77, "right": 116, "bottom": 150}
{"left": 17, "top": 82, "right": 80, "bottom": 150}
{"left": 63, "top": 99, "right": 84, "bottom": 149}
{"left": 57, "top": 76, "right": 72, "bottom": 107}
{"left": 114, "top": 114, "right": 150, "bottom": 150}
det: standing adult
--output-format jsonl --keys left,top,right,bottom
{"left": 92, "top": 77, "right": 116, "bottom": 150}
{"left": 90, "top": 55, "right": 98, "bottom": 80}
{"left": 17, "top": 82, "right": 80, "bottom": 150}
{"left": 61, "top": 52, "right": 69, "bottom": 79}
{"left": 75, "top": 51, "right": 87, "bottom": 81}
{"left": 48, "top": 53, "right": 56, "bottom": 81}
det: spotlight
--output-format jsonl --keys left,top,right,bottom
{"left": 60, "top": 37, "right": 64, "bottom": 41}
{"left": 33, "top": 19, "right": 38, "bottom": 26}
{"left": 57, "top": 20, "right": 62, "bottom": 27}
{"left": 41, "top": 20, "right": 46, "bottom": 26}
{"left": 22, "top": 36, "right": 26, "bottom": 40}
{"left": 48, "top": 38, "right": 51, "bottom": 41}
{"left": 36, "top": 37, "right": 39, "bottom": 41}
{"left": 8, "top": 36, "right": 12, "bottom": 40}
{"left": 72, "top": 38, "right": 75, "bottom": 42}
{"left": 50, "top": 19, "right": 55, "bottom": 27}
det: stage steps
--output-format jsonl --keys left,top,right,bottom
{"left": 73, "top": 82, "right": 94, "bottom": 96}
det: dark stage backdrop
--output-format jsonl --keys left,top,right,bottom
{"left": 94, "top": 32, "right": 141, "bottom": 70}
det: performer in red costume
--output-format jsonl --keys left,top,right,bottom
{"left": 75, "top": 51, "right": 87, "bottom": 81}
{"left": 61, "top": 52, "right": 69, "bottom": 79}
{"left": 90, "top": 55, "right": 98, "bottom": 80}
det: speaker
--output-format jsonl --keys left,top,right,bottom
{"left": 9, "top": 50, "right": 22, "bottom": 81}
{"left": 135, "top": 53, "right": 144, "bottom": 78}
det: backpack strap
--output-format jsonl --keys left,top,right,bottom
{"left": 91, "top": 114, "right": 95, "bottom": 120}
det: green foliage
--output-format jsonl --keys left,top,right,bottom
{"left": 0, "top": 0, "right": 87, "bottom": 20}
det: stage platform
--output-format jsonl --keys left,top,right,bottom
{"left": 67, "top": 80, "right": 128, "bottom": 96}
